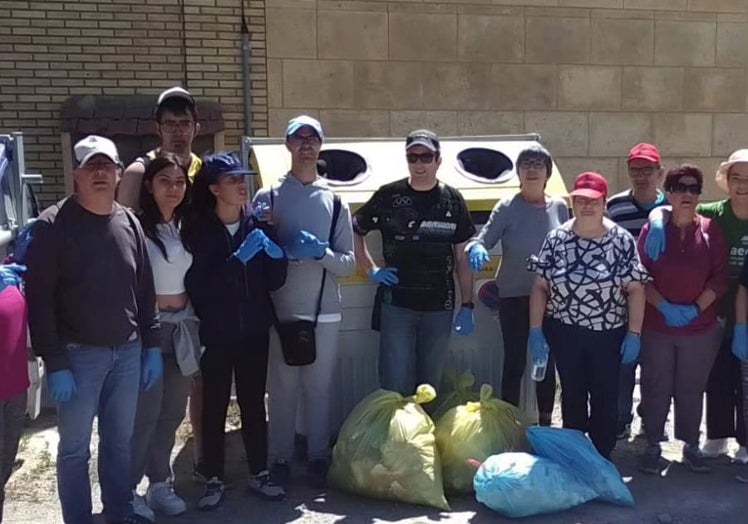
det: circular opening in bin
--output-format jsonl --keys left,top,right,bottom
{"left": 456, "top": 148, "right": 514, "bottom": 184}
{"left": 318, "top": 149, "right": 370, "bottom": 186}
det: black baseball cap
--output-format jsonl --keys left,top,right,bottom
{"left": 405, "top": 129, "right": 440, "bottom": 152}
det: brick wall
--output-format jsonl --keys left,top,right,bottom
{"left": 0, "top": 0, "right": 268, "bottom": 205}
{"left": 266, "top": 0, "right": 748, "bottom": 199}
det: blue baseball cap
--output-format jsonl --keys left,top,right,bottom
{"left": 200, "top": 152, "right": 255, "bottom": 180}
{"left": 285, "top": 115, "right": 324, "bottom": 141}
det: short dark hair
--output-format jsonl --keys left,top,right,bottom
{"left": 516, "top": 145, "right": 553, "bottom": 177}
{"left": 664, "top": 164, "right": 703, "bottom": 192}
{"left": 155, "top": 97, "right": 198, "bottom": 123}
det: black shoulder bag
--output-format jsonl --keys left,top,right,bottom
{"left": 271, "top": 189, "right": 341, "bottom": 366}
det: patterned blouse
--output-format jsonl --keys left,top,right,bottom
{"left": 529, "top": 218, "right": 649, "bottom": 331}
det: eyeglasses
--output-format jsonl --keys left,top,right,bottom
{"left": 629, "top": 166, "right": 657, "bottom": 177}
{"left": 669, "top": 182, "right": 701, "bottom": 195}
{"left": 406, "top": 152, "right": 436, "bottom": 164}
{"left": 160, "top": 120, "right": 194, "bottom": 134}
{"left": 518, "top": 159, "right": 547, "bottom": 171}
{"left": 288, "top": 134, "right": 321, "bottom": 147}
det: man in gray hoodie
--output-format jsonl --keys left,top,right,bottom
{"left": 252, "top": 115, "right": 355, "bottom": 490}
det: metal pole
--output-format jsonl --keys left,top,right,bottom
{"left": 241, "top": 135, "right": 257, "bottom": 198}
{"left": 10, "top": 132, "right": 25, "bottom": 229}
{"left": 240, "top": 1, "right": 251, "bottom": 136}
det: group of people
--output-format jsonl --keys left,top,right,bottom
{"left": 1, "top": 85, "right": 747, "bottom": 524}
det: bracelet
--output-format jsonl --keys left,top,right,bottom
{"left": 628, "top": 330, "right": 641, "bottom": 336}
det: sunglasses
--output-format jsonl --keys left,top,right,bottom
{"left": 288, "top": 134, "right": 321, "bottom": 147}
{"left": 406, "top": 152, "right": 436, "bottom": 164}
{"left": 669, "top": 182, "right": 701, "bottom": 195}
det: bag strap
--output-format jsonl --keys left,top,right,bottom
{"left": 312, "top": 193, "right": 341, "bottom": 327}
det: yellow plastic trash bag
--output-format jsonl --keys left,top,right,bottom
{"left": 329, "top": 384, "right": 450, "bottom": 510}
{"left": 431, "top": 372, "right": 480, "bottom": 422}
{"left": 436, "top": 384, "right": 529, "bottom": 494}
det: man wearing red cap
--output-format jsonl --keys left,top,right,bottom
{"left": 607, "top": 143, "right": 666, "bottom": 440}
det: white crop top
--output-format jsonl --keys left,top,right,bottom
{"left": 145, "top": 222, "right": 193, "bottom": 295}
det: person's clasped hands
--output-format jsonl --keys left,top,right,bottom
{"left": 657, "top": 300, "right": 699, "bottom": 327}
{"left": 287, "top": 230, "right": 328, "bottom": 260}
{"left": 233, "top": 228, "right": 284, "bottom": 263}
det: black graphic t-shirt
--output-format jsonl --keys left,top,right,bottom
{"left": 353, "top": 178, "right": 475, "bottom": 311}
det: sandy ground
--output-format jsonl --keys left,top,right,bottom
{"left": 5, "top": 391, "right": 748, "bottom": 524}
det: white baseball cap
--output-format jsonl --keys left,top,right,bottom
{"left": 157, "top": 86, "right": 195, "bottom": 107}
{"left": 74, "top": 135, "right": 122, "bottom": 167}
{"left": 285, "top": 115, "right": 324, "bottom": 141}
{"left": 715, "top": 149, "right": 748, "bottom": 193}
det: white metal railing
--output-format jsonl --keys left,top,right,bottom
{"left": 0, "top": 132, "right": 43, "bottom": 250}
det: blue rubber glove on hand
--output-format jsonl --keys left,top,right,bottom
{"left": 368, "top": 267, "right": 399, "bottom": 286}
{"left": 48, "top": 370, "right": 76, "bottom": 403}
{"left": 620, "top": 332, "right": 641, "bottom": 364}
{"left": 141, "top": 347, "right": 163, "bottom": 391}
{"left": 289, "top": 230, "right": 328, "bottom": 260}
{"left": 732, "top": 323, "right": 748, "bottom": 361}
{"left": 680, "top": 304, "right": 700, "bottom": 325}
{"left": 527, "top": 327, "right": 549, "bottom": 364}
{"left": 453, "top": 307, "right": 475, "bottom": 336}
{"left": 234, "top": 228, "right": 268, "bottom": 264}
{"left": 657, "top": 301, "right": 698, "bottom": 327}
{"left": 12, "top": 223, "right": 34, "bottom": 264}
{"left": 263, "top": 236, "right": 284, "bottom": 259}
{"left": 645, "top": 219, "right": 666, "bottom": 261}
{"left": 467, "top": 243, "right": 490, "bottom": 273}
{"left": 0, "top": 264, "right": 25, "bottom": 293}
{"left": 251, "top": 201, "right": 269, "bottom": 220}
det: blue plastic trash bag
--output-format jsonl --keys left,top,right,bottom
{"left": 474, "top": 452, "right": 597, "bottom": 518}
{"left": 527, "top": 426, "right": 634, "bottom": 506}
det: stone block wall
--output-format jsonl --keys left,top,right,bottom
{"left": 266, "top": 0, "right": 748, "bottom": 199}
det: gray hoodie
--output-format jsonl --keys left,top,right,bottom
{"left": 253, "top": 174, "right": 355, "bottom": 320}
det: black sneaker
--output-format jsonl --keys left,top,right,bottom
{"left": 308, "top": 459, "right": 329, "bottom": 489}
{"left": 198, "top": 477, "right": 225, "bottom": 511}
{"left": 639, "top": 445, "right": 665, "bottom": 475}
{"left": 683, "top": 445, "right": 712, "bottom": 473}
{"left": 122, "top": 514, "right": 153, "bottom": 524}
{"left": 248, "top": 470, "right": 285, "bottom": 500}
{"left": 270, "top": 459, "right": 291, "bottom": 487}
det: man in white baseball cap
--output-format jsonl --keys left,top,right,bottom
{"left": 24, "top": 134, "right": 162, "bottom": 524}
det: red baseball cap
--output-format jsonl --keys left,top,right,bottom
{"left": 628, "top": 143, "right": 661, "bottom": 164}
{"left": 570, "top": 172, "right": 608, "bottom": 200}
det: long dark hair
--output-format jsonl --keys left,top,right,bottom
{"left": 138, "top": 153, "right": 191, "bottom": 261}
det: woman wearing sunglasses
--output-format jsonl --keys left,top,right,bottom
{"left": 466, "top": 145, "right": 568, "bottom": 425}
{"left": 637, "top": 165, "right": 728, "bottom": 475}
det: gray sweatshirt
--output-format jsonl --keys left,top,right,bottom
{"left": 474, "top": 193, "right": 568, "bottom": 298}
{"left": 253, "top": 174, "right": 355, "bottom": 320}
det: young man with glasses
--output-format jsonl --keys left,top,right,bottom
{"left": 353, "top": 129, "right": 476, "bottom": 397}
{"left": 252, "top": 115, "right": 355, "bottom": 490}
{"left": 24, "top": 136, "right": 162, "bottom": 524}
{"left": 117, "top": 87, "right": 202, "bottom": 210}
{"left": 607, "top": 143, "right": 666, "bottom": 441}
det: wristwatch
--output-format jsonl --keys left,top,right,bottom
{"left": 461, "top": 301, "right": 475, "bottom": 310}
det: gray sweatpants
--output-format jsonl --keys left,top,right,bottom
{"left": 0, "top": 392, "right": 26, "bottom": 522}
{"left": 267, "top": 321, "right": 341, "bottom": 463}
{"left": 640, "top": 326, "right": 720, "bottom": 447}
{"left": 131, "top": 351, "right": 193, "bottom": 487}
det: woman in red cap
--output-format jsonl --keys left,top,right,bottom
{"left": 528, "top": 172, "right": 647, "bottom": 459}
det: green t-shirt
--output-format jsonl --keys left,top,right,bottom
{"left": 697, "top": 199, "right": 748, "bottom": 327}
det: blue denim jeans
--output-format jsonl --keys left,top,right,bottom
{"left": 378, "top": 304, "right": 453, "bottom": 396}
{"left": 56, "top": 341, "right": 141, "bottom": 524}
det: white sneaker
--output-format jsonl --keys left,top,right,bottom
{"left": 700, "top": 438, "right": 729, "bottom": 458}
{"left": 146, "top": 481, "right": 187, "bottom": 516}
{"left": 131, "top": 491, "right": 155, "bottom": 523}
{"left": 733, "top": 446, "right": 748, "bottom": 464}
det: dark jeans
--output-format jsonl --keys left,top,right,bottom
{"left": 706, "top": 333, "right": 746, "bottom": 446}
{"left": 617, "top": 361, "right": 638, "bottom": 429}
{"left": 200, "top": 332, "right": 270, "bottom": 480}
{"left": 0, "top": 392, "right": 26, "bottom": 523}
{"left": 545, "top": 318, "right": 624, "bottom": 459}
{"left": 498, "top": 296, "right": 556, "bottom": 417}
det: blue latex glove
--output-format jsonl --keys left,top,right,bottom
{"left": 0, "top": 264, "right": 25, "bottom": 292}
{"left": 527, "top": 327, "right": 549, "bottom": 364}
{"left": 251, "top": 201, "right": 269, "bottom": 220}
{"left": 679, "top": 304, "right": 700, "bottom": 325}
{"left": 48, "top": 370, "right": 76, "bottom": 403}
{"left": 289, "top": 230, "right": 328, "bottom": 260}
{"left": 141, "top": 347, "right": 163, "bottom": 391}
{"left": 468, "top": 243, "right": 490, "bottom": 272}
{"left": 263, "top": 237, "right": 284, "bottom": 259}
{"left": 234, "top": 228, "right": 268, "bottom": 263}
{"left": 732, "top": 324, "right": 748, "bottom": 361}
{"left": 12, "top": 222, "right": 34, "bottom": 264}
{"left": 453, "top": 307, "right": 474, "bottom": 336}
{"left": 645, "top": 219, "right": 666, "bottom": 261}
{"left": 620, "top": 332, "right": 641, "bottom": 365}
{"left": 368, "top": 267, "right": 399, "bottom": 286}
{"left": 657, "top": 301, "right": 698, "bottom": 327}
